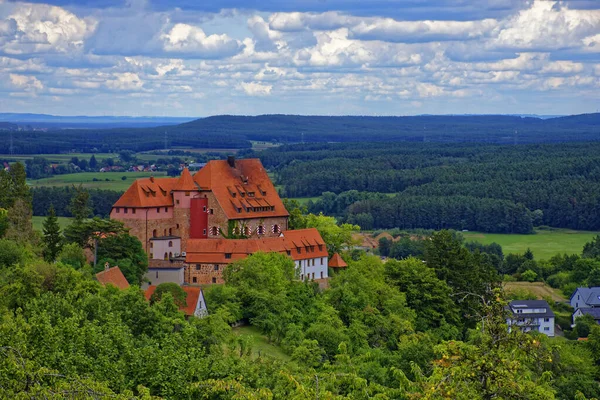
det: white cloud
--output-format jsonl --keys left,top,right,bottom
{"left": 105, "top": 72, "right": 143, "bottom": 90}
{"left": 160, "top": 23, "right": 243, "bottom": 58}
{"left": 2, "top": 3, "right": 96, "bottom": 55}
{"left": 240, "top": 81, "right": 272, "bottom": 96}
{"left": 9, "top": 73, "right": 43, "bottom": 90}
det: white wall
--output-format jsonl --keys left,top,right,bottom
{"left": 150, "top": 238, "right": 181, "bottom": 260}
{"left": 143, "top": 267, "right": 184, "bottom": 289}
{"left": 507, "top": 316, "right": 555, "bottom": 337}
{"left": 296, "top": 256, "right": 328, "bottom": 280}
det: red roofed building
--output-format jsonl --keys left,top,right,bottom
{"left": 112, "top": 157, "right": 330, "bottom": 286}
{"left": 95, "top": 264, "right": 130, "bottom": 290}
{"left": 145, "top": 285, "right": 208, "bottom": 318}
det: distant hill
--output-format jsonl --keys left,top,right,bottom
{"left": 0, "top": 122, "right": 17, "bottom": 130}
{"left": 0, "top": 113, "right": 196, "bottom": 129}
{"left": 0, "top": 113, "right": 598, "bottom": 154}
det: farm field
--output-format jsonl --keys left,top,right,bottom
{"left": 232, "top": 325, "right": 291, "bottom": 362}
{"left": 503, "top": 282, "right": 567, "bottom": 303}
{"left": 1, "top": 152, "right": 168, "bottom": 163}
{"left": 289, "top": 197, "right": 320, "bottom": 205}
{"left": 463, "top": 229, "right": 600, "bottom": 260}
{"left": 27, "top": 171, "right": 166, "bottom": 191}
{"left": 32, "top": 216, "right": 73, "bottom": 232}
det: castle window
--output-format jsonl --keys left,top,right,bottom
{"left": 164, "top": 207, "right": 168, "bottom": 212}
{"left": 225, "top": 253, "right": 232, "bottom": 259}
{"left": 169, "top": 228, "right": 172, "bottom": 236}
{"left": 149, "top": 253, "right": 153, "bottom": 259}
{"left": 233, "top": 227, "right": 240, "bottom": 235}
{"left": 257, "top": 225, "right": 265, "bottom": 235}
{"left": 297, "top": 247, "right": 301, "bottom": 254}
{"left": 318, "top": 245, "right": 323, "bottom": 251}
{"left": 132, "top": 208, "right": 136, "bottom": 214}
{"left": 150, "top": 242, "right": 153, "bottom": 249}
{"left": 156, "top": 207, "right": 160, "bottom": 213}
{"left": 176, "top": 200, "right": 180, "bottom": 205}
{"left": 196, "top": 264, "right": 201, "bottom": 271}
{"left": 156, "top": 271, "right": 159, "bottom": 279}
{"left": 164, "top": 252, "right": 168, "bottom": 260}
{"left": 244, "top": 226, "right": 251, "bottom": 236}
{"left": 210, "top": 226, "right": 219, "bottom": 236}
{"left": 203, "top": 229, "right": 206, "bottom": 235}
{"left": 169, "top": 252, "right": 173, "bottom": 259}
{"left": 168, "top": 241, "right": 173, "bottom": 247}
{"left": 152, "top": 229, "right": 157, "bottom": 237}
{"left": 163, "top": 229, "right": 167, "bottom": 236}
{"left": 286, "top": 250, "right": 291, "bottom": 256}
{"left": 214, "top": 265, "right": 219, "bottom": 271}
{"left": 192, "top": 277, "right": 197, "bottom": 283}
{"left": 321, "top": 257, "right": 324, "bottom": 264}
{"left": 210, "top": 209, "right": 214, "bottom": 214}
{"left": 176, "top": 224, "right": 180, "bottom": 229}
{"left": 124, "top": 208, "right": 128, "bottom": 214}
{"left": 203, "top": 206, "right": 206, "bottom": 212}
{"left": 185, "top": 191, "right": 190, "bottom": 196}
{"left": 212, "top": 277, "right": 217, "bottom": 284}
{"left": 116, "top": 208, "right": 120, "bottom": 213}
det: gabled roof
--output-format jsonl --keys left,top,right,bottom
{"left": 193, "top": 159, "right": 288, "bottom": 220}
{"left": 144, "top": 285, "right": 204, "bottom": 316}
{"left": 96, "top": 266, "right": 129, "bottom": 290}
{"left": 113, "top": 176, "right": 177, "bottom": 208}
{"left": 577, "top": 308, "right": 600, "bottom": 320}
{"left": 185, "top": 228, "right": 328, "bottom": 264}
{"left": 571, "top": 287, "right": 600, "bottom": 306}
{"left": 329, "top": 253, "right": 347, "bottom": 268}
{"left": 508, "top": 300, "right": 555, "bottom": 318}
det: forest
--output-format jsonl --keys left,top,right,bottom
{"left": 0, "top": 112, "right": 598, "bottom": 154}
{"left": 256, "top": 141, "right": 600, "bottom": 233}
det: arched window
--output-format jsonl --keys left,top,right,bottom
{"left": 233, "top": 227, "right": 240, "bottom": 236}
{"left": 272, "top": 224, "right": 281, "bottom": 234}
{"left": 169, "top": 228, "right": 172, "bottom": 236}
{"left": 169, "top": 252, "right": 173, "bottom": 259}
{"left": 257, "top": 225, "right": 265, "bottom": 235}
{"left": 243, "top": 226, "right": 251, "bottom": 236}
{"left": 163, "top": 252, "right": 168, "bottom": 260}
{"left": 210, "top": 226, "right": 219, "bottom": 236}
{"left": 152, "top": 229, "right": 157, "bottom": 238}
{"left": 168, "top": 241, "right": 173, "bottom": 247}
{"left": 163, "top": 229, "right": 167, "bottom": 236}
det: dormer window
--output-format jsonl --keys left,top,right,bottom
{"left": 248, "top": 192, "right": 255, "bottom": 197}
{"left": 225, "top": 253, "right": 232, "bottom": 259}
{"left": 297, "top": 247, "right": 301, "bottom": 254}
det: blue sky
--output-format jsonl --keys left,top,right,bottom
{"left": 0, "top": 0, "right": 598, "bottom": 116}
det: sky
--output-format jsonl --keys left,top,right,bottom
{"left": 0, "top": 0, "right": 599, "bottom": 117}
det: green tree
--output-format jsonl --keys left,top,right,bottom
{"left": 583, "top": 235, "right": 600, "bottom": 259}
{"left": 58, "top": 242, "right": 87, "bottom": 269}
{"left": 89, "top": 154, "right": 98, "bottom": 169}
{"left": 69, "top": 185, "right": 92, "bottom": 222}
{"left": 283, "top": 198, "right": 307, "bottom": 230}
{"left": 0, "top": 208, "right": 8, "bottom": 237}
{"left": 521, "top": 269, "right": 538, "bottom": 282}
{"left": 150, "top": 282, "right": 187, "bottom": 308}
{"left": 574, "top": 314, "right": 597, "bottom": 338}
{"left": 305, "top": 213, "right": 359, "bottom": 256}
{"left": 42, "top": 205, "right": 63, "bottom": 262}
{"left": 5, "top": 198, "right": 36, "bottom": 244}
{"left": 96, "top": 233, "right": 148, "bottom": 285}
{"left": 0, "top": 239, "right": 24, "bottom": 268}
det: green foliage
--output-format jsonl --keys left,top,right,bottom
{"left": 0, "top": 208, "right": 8, "bottom": 237}
{"left": 304, "top": 213, "right": 359, "bottom": 256}
{"left": 283, "top": 198, "right": 307, "bottom": 230}
{"left": 583, "top": 235, "right": 600, "bottom": 259}
{"left": 522, "top": 269, "right": 538, "bottom": 282}
{"left": 574, "top": 314, "right": 597, "bottom": 339}
{"left": 96, "top": 233, "right": 148, "bottom": 285}
{"left": 0, "top": 239, "right": 24, "bottom": 268}
{"left": 69, "top": 185, "right": 92, "bottom": 221}
{"left": 5, "top": 198, "right": 37, "bottom": 245}
{"left": 42, "top": 205, "right": 63, "bottom": 262}
{"left": 150, "top": 282, "right": 187, "bottom": 308}
{"left": 58, "top": 243, "right": 87, "bottom": 269}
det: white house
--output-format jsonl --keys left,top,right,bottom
{"left": 506, "top": 300, "right": 555, "bottom": 337}
{"left": 573, "top": 308, "right": 600, "bottom": 325}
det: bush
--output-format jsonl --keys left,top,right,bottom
{"left": 521, "top": 269, "right": 538, "bottom": 282}
{"left": 0, "top": 239, "right": 24, "bottom": 268}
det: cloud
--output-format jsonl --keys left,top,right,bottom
{"left": 240, "top": 81, "right": 272, "bottom": 96}
{"left": 160, "top": 23, "right": 243, "bottom": 58}
{"left": 105, "top": 72, "right": 143, "bottom": 90}
{"left": 1, "top": 3, "right": 96, "bottom": 55}
{"left": 10, "top": 73, "right": 43, "bottom": 90}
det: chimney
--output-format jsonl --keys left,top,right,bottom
{"left": 150, "top": 176, "right": 155, "bottom": 182}
{"left": 104, "top": 262, "right": 110, "bottom": 271}
{"left": 227, "top": 155, "right": 235, "bottom": 168}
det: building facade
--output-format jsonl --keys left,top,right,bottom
{"left": 506, "top": 300, "right": 555, "bottom": 337}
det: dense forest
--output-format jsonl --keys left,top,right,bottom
{"left": 256, "top": 141, "right": 600, "bottom": 233}
{"left": 1, "top": 113, "right": 598, "bottom": 154}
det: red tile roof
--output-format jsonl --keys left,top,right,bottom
{"left": 96, "top": 266, "right": 130, "bottom": 289}
{"left": 174, "top": 168, "right": 197, "bottom": 191}
{"left": 113, "top": 176, "right": 177, "bottom": 208}
{"left": 144, "top": 285, "right": 203, "bottom": 316}
{"left": 185, "top": 228, "right": 327, "bottom": 264}
{"left": 329, "top": 253, "right": 348, "bottom": 268}
{"left": 193, "top": 159, "right": 288, "bottom": 220}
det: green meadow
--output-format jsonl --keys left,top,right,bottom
{"left": 232, "top": 325, "right": 291, "bottom": 362}
{"left": 462, "top": 228, "right": 600, "bottom": 260}
{"left": 27, "top": 171, "right": 167, "bottom": 191}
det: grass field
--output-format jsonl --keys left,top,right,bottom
{"left": 289, "top": 197, "right": 320, "bottom": 205}
{"left": 503, "top": 282, "right": 567, "bottom": 302}
{"left": 32, "top": 216, "right": 73, "bottom": 232}
{"left": 28, "top": 171, "right": 167, "bottom": 191}
{"left": 232, "top": 325, "right": 291, "bottom": 362}
{"left": 0, "top": 153, "right": 118, "bottom": 163}
{"left": 462, "top": 229, "right": 600, "bottom": 260}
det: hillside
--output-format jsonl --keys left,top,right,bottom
{"left": 0, "top": 113, "right": 598, "bottom": 154}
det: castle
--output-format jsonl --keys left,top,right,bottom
{"left": 111, "top": 157, "right": 332, "bottom": 287}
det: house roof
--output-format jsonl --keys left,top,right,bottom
{"left": 193, "top": 159, "right": 288, "bottom": 220}
{"left": 577, "top": 308, "right": 600, "bottom": 320}
{"left": 329, "top": 253, "right": 348, "bottom": 268}
{"left": 144, "top": 285, "right": 203, "bottom": 316}
{"left": 508, "top": 300, "right": 555, "bottom": 318}
{"left": 570, "top": 287, "right": 600, "bottom": 306}
{"left": 174, "top": 168, "right": 198, "bottom": 191}
{"left": 185, "top": 228, "right": 327, "bottom": 264}
{"left": 113, "top": 176, "right": 177, "bottom": 208}
{"left": 96, "top": 266, "right": 129, "bottom": 290}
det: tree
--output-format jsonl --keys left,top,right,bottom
{"left": 521, "top": 269, "right": 538, "bottom": 282}
{"left": 69, "top": 185, "right": 92, "bottom": 222}
{"left": 150, "top": 283, "right": 187, "bottom": 308}
{"left": 0, "top": 239, "right": 24, "bottom": 268}
{"left": 58, "top": 243, "right": 87, "bottom": 269}
{"left": 0, "top": 208, "right": 8, "bottom": 237}
{"left": 283, "top": 198, "right": 307, "bottom": 230}
{"left": 583, "top": 235, "right": 600, "bottom": 259}
{"left": 42, "top": 205, "right": 63, "bottom": 262}
{"left": 89, "top": 154, "right": 98, "bottom": 169}
{"left": 574, "top": 314, "right": 597, "bottom": 338}
{"left": 304, "top": 213, "right": 359, "bottom": 256}
{"left": 5, "top": 198, "right": 36, "bottom": 244}
{"left": 96, "top": 233, "right": 148, "bottom": 285}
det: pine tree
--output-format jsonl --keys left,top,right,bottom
{"left": 43, "top": 205, "right": 63, "bottom": 262}
{"left": 89, "top": 154, "right": 98, "bottom": 170}
{"left": 69, "top": 185, "right": 91, "bottom": 222}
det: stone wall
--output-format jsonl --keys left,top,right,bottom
{"left": 185, "top": 262, "right": 226, "bottom": 285}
